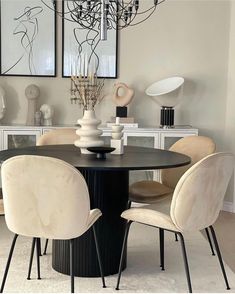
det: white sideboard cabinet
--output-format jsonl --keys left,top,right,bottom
{"left": 0, "top": 124, "right": 198, "bottom": 150}
{"left": 0, "top": 124, "right": 198, "bottom": 183}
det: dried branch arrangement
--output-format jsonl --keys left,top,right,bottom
{"left": 70, "top": 74, "right": 105, "bottom": 110}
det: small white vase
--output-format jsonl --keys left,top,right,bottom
{"left": 75, "top": 109, "right": 104, "bottom": 154}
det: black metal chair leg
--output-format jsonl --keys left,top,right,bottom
{"left": 36, "top": 238, "right": 41, "bottom": 280}
{"left": 209, "top": 226, "right": 230, "bottom": 290}
{"left": 159, "top": 228, "right": 165, "bottom": 270}
{"left": 177, "top": 233, "right": 192, "bottom": 293}
{"left": 70, "top": 239, "right": 75, "bottom": 293}
{"left": 0, "top": 234, "right": 18, "bottom": 293}
{"left": 27, "top": 238, "right": 36, "bottom": 280}
{"left": 43, "top": 239, "right": 49, "bottom": 255}
{"left": 116, "top": 221, "right": 132, "bottom": 291}
{"left": 205, "top": 228, "right": 215, "bottom": 256}
{"left": 38, "top": 238, "right": 42, "bottom": 256}
{"left": 92, "top": 225, "right": 106, "bottom": 288}
{"left": 175, "top": 233, "right": 178, "bottom": 241}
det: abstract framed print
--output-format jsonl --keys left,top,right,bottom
{"left": 0, "top": 0, "right": 56, "bottom": 77}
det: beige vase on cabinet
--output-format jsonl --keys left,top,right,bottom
{"left": 74, "top": 110, "right": 104, "bottom": 154}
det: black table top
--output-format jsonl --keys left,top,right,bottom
{"left": 0, "top": 145, "right": 191, "bottom": 171}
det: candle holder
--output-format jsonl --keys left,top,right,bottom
{"left": 111, "top": 118, "right": 124, "bottom": 155}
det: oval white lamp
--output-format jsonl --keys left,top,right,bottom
{"left": 146, "top": 77, "right": 184, "bottom": 128}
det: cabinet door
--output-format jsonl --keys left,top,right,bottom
{"left": 3, "top": 130, "right": 42, "bottom": 150}
{"left": 160, "top": 132, "right": 198, "bottom": 150}
{"left": 125, "top": 134, "right": 159, "bottom": 184}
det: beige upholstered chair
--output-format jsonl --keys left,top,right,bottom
{"left": 37, "top": 128, "right": 78, "bottom": 146}
{"left": 116, "top": 153, "right": 234, "bottom": 293}
{"left": 37, "top": 128, "right": 79, "bottom": 255}
{"left": 0, "top": 155, "right": 105, "bottom": 293}
{"left": 129, "top": 136, "right": 216, "bottom": 204}
{"left": 129, "top": 136, "right": 216, "bottom": 249}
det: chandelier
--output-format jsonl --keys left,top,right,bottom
{"left": 43, "top": 0, "right": 165, "bottom": 40}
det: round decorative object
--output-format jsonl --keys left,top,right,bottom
{"left": 113, "top": 82, "right": 134, "bottom": 107}
{"left": 87, "top": 146, "right": 115, "bottom": 159}
{"left": 75, "top": 110, "right": 104, "bottom": 154}
{"left": 25, "top": 84, "right": 40, "bottom": 100}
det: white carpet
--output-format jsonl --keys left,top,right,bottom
{"left": 1, "top": 216, "right": 235, "bottom": 293}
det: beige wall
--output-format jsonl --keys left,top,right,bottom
{"left": 0, "top": 1, "right": 233, "bottom": 199}
{"left": 224, "top": 0, "right": 235, "bottom": 204}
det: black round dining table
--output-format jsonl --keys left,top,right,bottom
{"left": 0, "top": 144, "right": 191, "bottom": 277}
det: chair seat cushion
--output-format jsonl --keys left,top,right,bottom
{"left": 129, "top": 180, "right": 173, "bottom": 204}
{"left": 121, "top": 206, "right": 180, "bottom": 232}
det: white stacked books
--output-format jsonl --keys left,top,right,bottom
{"left": 107, "top": 122, "right": 138, "bottom": 128}
{"left": 107, "top": 116, "right": 138, "bottom": 128}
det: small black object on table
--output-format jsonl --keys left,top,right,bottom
{"left": 0, "top": 145, "right": 190, "bottom": 277}
{"left": 87, "top": 146, "right": 115, "bottom": 159}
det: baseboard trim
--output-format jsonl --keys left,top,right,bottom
{"left": 222, "top": 201, "right": 234, "bottom": 213}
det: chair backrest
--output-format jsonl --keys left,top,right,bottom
{"left": 2, "top": 155, "right": 90, "bottom": 240}
{"left": 170, "top": 153, "right": 234, "bottom": 232}
{"left": 161, "top": 136, "right": 216, "bottom": 189}
{"left": 37, "top": 128, "right": 78, "bottom": 146}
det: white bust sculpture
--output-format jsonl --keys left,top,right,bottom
{"left": 25, "top": 84, "right": 40, "bottom": 125}
{"left": 0, "top": 86, "right": 6, "bottom": 123}
{"left": 40, "top": 104, "right": 54, "bottom": 126}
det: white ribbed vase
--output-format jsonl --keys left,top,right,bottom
{"left": 74, "top": 110, "right": 104, "bottom": 154}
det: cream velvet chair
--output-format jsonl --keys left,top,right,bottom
{"left": 129, "top": 136, "right": 216, "bottom": 204}
{"left": 37, "top": 128, "right": 78, "bottom": 255}
{"left": 129, "top": 136, "right": 216, "bottom": 248}
{"left": 37, "top": 128, "right": 78, "bottom": 146}
{"left": 0, "top": 155, "right": 105, "bottom": 293}
{"left": 116, "top": 153, "right": 234, "bottom": 293}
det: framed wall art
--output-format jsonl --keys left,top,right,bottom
{"left": 62, "top": 1, "right": 118, "bottom": 79}
{"left": 0, "top": 0, "right": 56, "bottom": 77}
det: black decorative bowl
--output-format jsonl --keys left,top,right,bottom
{"left": 87, "top": 146, "right": 115, "bottom": 159}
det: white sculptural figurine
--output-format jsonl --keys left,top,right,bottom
{"left": 111, "top": 117, "right": 124, "bottom": 155}
{"left": 113, "top": 82, "right": 135, "bottom": 106}
{"left": 40, "top": 104, "right": 54, "bottom": 126}
{"left": 34, "top": 111, "right": 42, "bottom": 126}
{"left": 25, "top": 84, "right": 40, "bottom": 125}
{"left": 0, "top": 86, "right": 6, "bottom": 123}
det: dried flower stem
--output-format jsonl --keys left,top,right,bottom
{"left": 70, "top": 74, "right": 105, "bottom": 110}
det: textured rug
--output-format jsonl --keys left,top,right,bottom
{"left": 1, "top": 216, "right": 235, "bottom": 293}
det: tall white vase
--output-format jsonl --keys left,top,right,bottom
{"left": 75, "top": 110, "right": 104, "bottom": 154}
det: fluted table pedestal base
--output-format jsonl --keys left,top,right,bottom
{"left": 52, "top": 170, "right": 129, "bottom": 277}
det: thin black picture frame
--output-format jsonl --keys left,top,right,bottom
{"left": 0, "top": 0, "right": 57, "bottom": 77}
{"left": 62, "top": 1, "right": 118, "bottom": 79}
